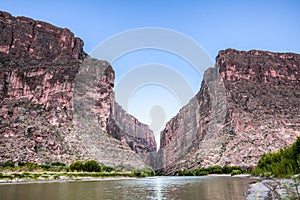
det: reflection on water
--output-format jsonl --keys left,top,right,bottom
{"left": 0, "top": 176, "right": 252, "bottom": 200}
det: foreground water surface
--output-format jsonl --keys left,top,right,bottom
{"left": 0, "top": 176, "right": 253, "bottom": 200}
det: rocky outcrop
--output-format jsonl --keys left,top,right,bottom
{"left": 0, "top": 11, "right": 85, "bottom": 67}
{"left": 0, "top": 11, "right": 156, "bottom": 168}
{"left": 157, "top": 49, "right": 300, "bottom": 174}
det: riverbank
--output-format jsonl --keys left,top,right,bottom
{"left": 0, "top": 176, "right": 138, "bottom": 185}
{"left": 0, "top": 172, "right": 254, "bottom": 185}
{"left": 0, "top": 171, "right": 141, "bottom": 184}
{"left": 208, "top": 174, "right": 251, "bottom": 177}
{"left": 246, "top": 177, "right": 300, "bottom": 200}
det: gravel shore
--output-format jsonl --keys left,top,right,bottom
{"left": 0, "top": 176, "right": 137, "bottom": 185}
{"left": 246, "top": 177, "right": 300, "bottom": 199}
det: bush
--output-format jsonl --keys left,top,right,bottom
{"left": 102, "top": 165, "right": 115, "bottom": 172}
{"left": 198, "top": 170, "right": 209, "bottom": 176}
{"left": 178, "top": 170, "right": 193, "bottom": 176}
{"left": 231, "top": 170, "right": 242, "bottom": 176}
{"left": 83, "top": 160, "right": 101, "bottom": 172}
{"left": 142, "top": 166, "right": 155, "bottom": 176}
{"left": 252, "top": 137, "right": 300, "bottom": 178}
{"left": 177, "top": 165, "right": 248, "bottom": 176}
{"left": 51, "top": 162, "right": 66, "bottom": 167}
{"left": 132, "top": 166, "right": 155, "bottom": 177}
{"left": 69, "top": 161, "right": 84, "bottom": 172}
{"left": 39, "top": 164, "right": 51, "bottom": 170}
{"left": 0, "top": 161, "right": 14, "bottom": 168}
{"left": 24, "top": 162, "right": 38, "bottom": 171}
{"left": 207, "top": 166, "right": 223, "bottom": 174}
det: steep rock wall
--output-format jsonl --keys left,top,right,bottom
{"left": 72, "top": 57, "right": 147, "bottom": 167}
{"left": 108, "top": 99, "right": 157, "bottom": 166}
{"left": 0, "top": 11, "right": 156, "bottom": 168}
{"left": 158, "top": 49, "right": 300, "bottom": 174}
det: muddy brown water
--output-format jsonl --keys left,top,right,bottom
{"left": 0, "top": 176, "right": 254, "bottom": 200}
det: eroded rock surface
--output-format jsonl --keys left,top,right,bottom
{"left": 157, "top": 49, "right": 300, "bottom": 174}
{"left": 108, "top": 99, "right": 157, "bottom": 166}
{"left": 0, "top": 11, "right": 156, "bottom": 168}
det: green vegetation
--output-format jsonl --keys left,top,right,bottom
{"left": 0, "top": 160, "right": 14, "bottom": 168}
{"left": 83, "top": 160, "right": 101, "bottom": 172}
{"left": 252, "top": 137, "right": 300, "bottom": 178}
{"left": 69, "top": 161, "right": 84, "bottom": 172}
{"left": 0, "top": 159, "right": 155, "bottom": 181}
{"left": 0, "top": 161, "right": 69, "bottom": 172}
{"left": 132, "top": 166, "right": 155, "bottom": 177}
{"left": 177, "top": 165, "right": 249, "bottom": 176}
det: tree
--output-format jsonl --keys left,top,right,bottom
{"left": 69, "top": 161, "right": 83, "bottom": 172}
{"left": 83, "top": 160, "right": 101, "bottom": 172}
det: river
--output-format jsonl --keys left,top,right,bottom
{"left": 0, "top": 176, "right": 253, "bottom": 200}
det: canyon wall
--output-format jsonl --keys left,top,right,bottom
{"left": 2, "top": 11, "right": 299, "bottom": 172}
{"left": 108, "top": 99, "right": 157, "bottom": 166}
{"left": 0, "top": 11, "right": 156, "bottom": 168}
{"left": 157, "top": 49, "right": 300, "bottom": 174}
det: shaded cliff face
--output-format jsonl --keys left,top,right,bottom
{"left": 158, "top": 49, "right": 300, "bottom": 174}
{"left": 0, "top": 11, "right": 156, "bottom": 168}
{"left": 108, "top": 100, "right": 157, "bottom": 166}
{"left": 72, "top": 57, "right": 150, "bottom": 168}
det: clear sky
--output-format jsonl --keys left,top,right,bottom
{"left": 1, "top": 0, "right": 300, "bottom": 146}
{"left": 2, "top": 1, "right": 299, "bottom": 56}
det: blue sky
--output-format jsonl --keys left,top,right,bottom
{"left": 1, "top": 0, "right": 300, "bottom": 144}
{"left": 2, "top": 1, "right": 299, "bottom": 56}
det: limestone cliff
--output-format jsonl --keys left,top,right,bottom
{"left": 157, "top": 49, "right": 300, "bottom": 174}
{"left": 0, "top": 11, "right": 156, "bottom": 168}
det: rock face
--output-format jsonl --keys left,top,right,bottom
{"left": 157, "top": 49, "right": 300, "bottom": 174}
{"left": 0, "top": 11, "right": 156, "bottom": 168}
{"left": 108, "top": 100, "right": 157, "bottom": 166}
{"left": 0, "top": 11, "right": 85, "bottom": 67}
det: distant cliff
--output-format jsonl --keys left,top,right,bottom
{"left": 157, "top": 49, "right": 300, "bottom": 174}
{"left": 108, "top": 100, "right": 157, "bottom": 166}
{"left": 0, "top": 11, "right": 156, "bottom": 168}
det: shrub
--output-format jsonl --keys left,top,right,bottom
{"left": 69, "top": 161, "right": 84, "bottom": 172}
{"left": 103, "top": 165, "right": 115, "bottom": 172}
{"left": 141, "top": 166, "right": 155, "bottom": 176}
{"left": 0, "top": 160, "right": 14, "bottom": 168}
{"left": 207, "top": 166, "right": 223, "bottom": 174}
{"left": 231, "top": 170, "right": 242, "bottom": 176}
{"left": 252, "top": 137, "right": 300, "bottom": 178}
{"left": 39, "top": 164, "right": 51, "bottom": 170}
{"left": 222, "top": 165, "right": 232, "bottom": 174}
{"left": 24, "top": 162, "right": 38, "bottom": 171}
{"left": 178, "top": 170, "right": 193, "bottom": 176}
{"left": 198, "top": 170, "right": 209, "bottom": 176}
{"left": 132, "top": 168, "right": 143, "bottom": 177}
{"left": 132, "top": 166, "right": 155, "bottom": 177}
{"left": 83, "top": 160, "right": 101, "bottom": 172}
{"left": 51, "top": 162, "right": 66, "bottom": 167}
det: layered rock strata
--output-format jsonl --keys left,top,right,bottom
{"left": 0, "top": 11, "right": 156, "bottom": 168}
{"left": 157, "top": 49, "right": 300, "bottom": 174}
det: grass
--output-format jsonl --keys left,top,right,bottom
{"left": 0, "top": 160, "right": 155, "bottom": 182}
{"left": 0, "top": 171, "right": 144, "bottom": 182}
